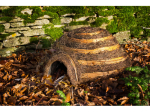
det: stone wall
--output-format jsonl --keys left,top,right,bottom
{"left": 0, "top": 6, "right": 131, "bottom": 57}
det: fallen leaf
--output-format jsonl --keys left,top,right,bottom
{"left": 8, "top": 75, "right": 12, "bottom": 80}
{"left": 19, "top": 96, "right": 28, "bottom": 100}
{"left": 121, "top": 99, "right": 129, "bottom": 105}
{"left": 117, "top": 96, "right": 129, "bottom": 101}
{"left": 87, "top": 102, "right": 95, "bottom": 106}
{"left": 7, "top": 96, "right": 16, "bottom": 105}
{"left": 0, "top": 83, "right": 3, "bottom": 86}
{"left": 106, "top": 86, "right": 109, "bottom": 92}
{"left": 65, "top": 91, "right": 71, "bottom": 102}
{"left": 77, "top": 89, "right": 84, "bottom": 97}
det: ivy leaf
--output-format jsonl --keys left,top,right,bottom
{"left": 62, "top": 102, "right": 70, "bottom": 106}
{"left": 125, "top": 66, "right": 143, "bottom": 74}
{"left": 141, "top": 100, "right": 148, "bottom": 106}
{"left": 126, "top": 82, "right": 132, "bottom": 86}
{"left": 56, "top": 90, "right": 66, "bottom": 100}
{"left": 135, "top": 93, "right": 140, "bottom": 98}
{"left": 132, "top": 99, "right": 140, "bottom": 105}
{"left": 128, "top": 92, "right": 136, "bottom": 97}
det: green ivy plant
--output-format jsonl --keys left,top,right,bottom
{"left": 56, "top": 90, "right": 70, "bottom": 106}
{"left": 121, "top": 66, "right": 150, "bottom": 105}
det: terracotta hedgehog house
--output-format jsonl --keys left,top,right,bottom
{"left": 44, "top": 27, "right": 131, "bottom": 85}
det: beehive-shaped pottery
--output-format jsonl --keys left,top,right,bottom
{"left": 44, "top": 27, "right": 131, "bottom": 85}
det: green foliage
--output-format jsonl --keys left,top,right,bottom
{"left": 106, "top": 17, "right": 118, "bottom": 33}
{"left": 0, "top": 33, "right": 14, "bottom": 40}
{"left": 56, "top": 90, "right": 70, "bottom": 106}
{"left": 30, "top": 37, "right": 39, "bottom": 44}
{"left": 91, "top": 17, "right": 109, "bottom": 27}
{"left": 121, "top": 66, "right": 150, "bottom": 105}
{"left": 0, "top": 24, "right": 5, "bottom": 32}
{"left": 130, "top": 26, "right": 143, "bottom": 38}
{"left": 51, "top": 18, "right": 61, "bottom": 25}
{"left": 69, "top": 21, "right": 89, "bottom": 26}
{"left": 43, "top": 24, "right": 63, "bottom": 42}
{"left": 30, "top": 36, "right": 51, "bottom": 48}
{"left": 40, "top": 37, "right": 51, "bottom": 48}
{"left": 1, "top": 6, "right": 150, "bottom": 40}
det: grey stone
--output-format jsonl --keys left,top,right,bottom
{"left": 0, "top": 42, "right": 3, "bottom": 49}
{"left": 75, "top": 16, "right": 89, "bottom": 22}
{"left": 113, "top": 31, "right": 131, "bottom": 43}
{"left": 31, "top": 26, "right": 43, "bottom": 29}
{"left": 5, "top": 27, "right": 31, "bottom": 32}
{"left": 17, "top": 46, "right": 26, "bottom": 51}
{"left": 65, "top": 25, "right": 90, "bottom": 31}
{"left": 147, "top": 37, "right": 150, "bottom": 42}
{"left": 6, "top": 32, "right": 21, "bottom": 39}
{"left": 0, "top": 21, "right": 6, "bottom": 23}
{"left": 107, "top": 15, "right": 113, "bottom": 20}
{"left": 11, "top": 22, "right": 25, "bottom": 27}
{"left": 0, "top": 47, "right": 17, "bottom": 57}
{"left": 37, "top": 15, "right": 51, "bottom": 19}
{"left": 45, "top": 36, "right": 51, "bottom": 39}
{"left": 3, "top": 36, "right": 32, "bottom": 47}
{"left": 21, "top": 8, "right": 33, "bottom": 15}
{"left": 2, "top": 23, "right": 10, "bottom": 29}
{"left": 10, "top": 17, "right": 24, "bottom": 22}
{"left": 54, "top": 25, "right": 65, "bottom": 28}
{"left": 3, "top": 38, "right": 20, "bottom": 47}
{"left": 100, "top": 23, "right": 108, "bottom": 29}
{"left": 87, "top": 17, "right": 96, "bottom": 23}
{"left": 26, "top": 19, "right": 50, "bottom": 26}
{"left": 19, "top": 29, "right": 45, "bottom": 36}
{"left": 61, "top": 17, "right": 72, "bottom": 24}
{"left": 18, "top": 37, "right": 32, "bottom": 45}
{"left": 61, "top": 13, "right": 75, "bottom": 17}
{"left": 26, "top": 44, "right": 43, "bottom": 49}
{"left": 0, "top": 6, "right": 10, "bottom": 10}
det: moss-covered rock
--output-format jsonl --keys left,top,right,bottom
{"left": 0, "top": 24, "right": 5, "bottom": 32}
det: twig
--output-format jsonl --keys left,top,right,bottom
{"left": 35, "top": 97, "right": 43, "bottom": 106}
{"left": 71, "top": 86, "right": 74, "bottom": 105}
{"left": 137, "top": 84, "right": 144, "bottom": 99}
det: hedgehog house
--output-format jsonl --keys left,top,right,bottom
{"left": 44, "top": 27, "right": 131, "bottom": 85}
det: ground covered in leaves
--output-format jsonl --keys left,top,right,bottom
{"left": 0, "top": 39, "right": 150, "bottom": 106}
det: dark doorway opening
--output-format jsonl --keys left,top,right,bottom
{"left": 50, "top": 61, "right": 67, "bottom": 81}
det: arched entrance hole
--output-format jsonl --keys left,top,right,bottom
{"left": 50, "top": 61, "right": 67, "bottom": 81}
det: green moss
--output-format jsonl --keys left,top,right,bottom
{"left": 91, "top": 17, "right": 109, "bottom": 27}
{"left": 1, "top": 6, "right": 27, "bottom": 22}
{"left": 117, "top": 16, "right": 136, "bottom": 31}
{"left": 0, "top": 24, "right": 5, "bottom": 32}
{"left": 30, "top": 36, "right": 51, "bottom": 48}
{"left": 40, "top": 37, "right": 51, "bottom": 48}
{"left": 51, "top": 18, "right": 61, "bottom": 25}
{"left": 0, "top": 32, "right": 14, "bottom": 40}
{"left": 69, "top": 21, "right": 89, "bottom": 26}
{"left": 30, "top": 37, "right": 39, "bottom": 44}
{"left": 130, "top": 26, "right": 143, "bottom": 38}
{"left": 143, "top": 29, "right": 150, "bottom": 37}
{"left": 0, "top": 17, "right": 13, "bottom": 22}
{"left": 17, "top": 6, "right": 44, "bottom": 25}
{"left": 43, "top": 24, "right": 63, "bottom": 42}
{"left": 44, "top": 11, "right": 59, "bottom": 19}
{"left": 106, "top": 17, "right": 118, "bottom": 33}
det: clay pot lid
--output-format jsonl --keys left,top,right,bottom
{"left": 67, "top": 27, "right": 111, "bottom": 39}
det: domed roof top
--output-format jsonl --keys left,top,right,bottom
{"left": 67, "top": 27, "right": 111, "bottom": 39}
